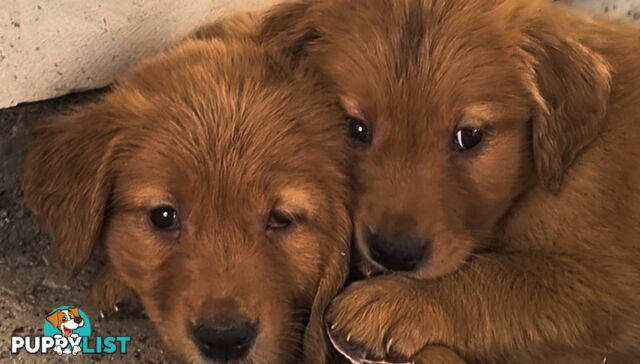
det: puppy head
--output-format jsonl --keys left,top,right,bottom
{"left": 266, "top": 0, "right": 610, "bottom": 278}
{"left": 23, "top": 39, "right": 351, "bottom": 363}
{"left": 46, "top": 308, "right": 83, "bottom": 331}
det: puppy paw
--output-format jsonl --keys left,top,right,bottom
{"left": 92, "top": 266, "right": 136, "bottom": 318}
{"left": 326, "top": 275, "right": 441, "bottom": 363}
{"left": 325, "top": 275, "right": 457, "bottom": 363}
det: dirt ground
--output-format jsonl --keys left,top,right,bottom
{"left": 0, "top": 91, "right": 169, "bottom": 363}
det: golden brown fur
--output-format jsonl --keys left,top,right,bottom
{"left": 192, "top": 12, "right": 261, "bottom": 41}
{"left": 22, "top": 25, "right": 352, "bottom": 363}
{"left": 263, "top": 0, "right": 640, "bottom": 362}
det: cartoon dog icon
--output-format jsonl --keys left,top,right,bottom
{"left": 46, "top": 307, "right": 84, "bottom": 355}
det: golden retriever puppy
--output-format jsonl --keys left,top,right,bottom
{"left": 263, "top": 0, "right": 640, "bottom": 362}
{"left": 22, "top": 34, "right": 352, "bottom": 363}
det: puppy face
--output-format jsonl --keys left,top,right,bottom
{"left": 47, "top": 308, "right": 83, "bottom": 334}
{"left": 24, "top": 39, "right": 351, "bottom": 363}
{"left": 316, "top": 1, "right": 534, "bottom": 280}
{"left": 265, "top": 0, "right": 610, "bottom": 278}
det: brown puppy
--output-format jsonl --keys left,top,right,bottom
{"left": 263, "top": 0, "right": 640, "bottom": 362}
{"left": 22, "top": 33, "right": 352, "bottom": 363}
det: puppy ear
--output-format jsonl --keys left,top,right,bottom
{"left": 521, "top": 24, "right": 612, "bottom": 191}
{"left": 23, "top": 103, "right": 119, "bottom": 276}
{"left": 46, "top": 311, "right": 62, "bottom": 328}
{"left": 69, "top": 308, "right": 80, "bottom": 317}
{"left": 303, "top": 212, "right": 350, "bottom": 363}
{"left": 260, "top": 1, "right": 318, "bottom": 61}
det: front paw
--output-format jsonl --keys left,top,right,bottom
{"left": 326, "top": 276, "right": 435, "bottom": 363}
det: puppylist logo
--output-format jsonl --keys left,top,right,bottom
{"left": 11, "top": 306, "right": 131, "bottom": 356}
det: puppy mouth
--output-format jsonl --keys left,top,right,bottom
{"left": 326, "top": 326, "right": 411, "bottom": 364}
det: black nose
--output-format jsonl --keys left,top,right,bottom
{"left": 368, "top": 232, "right": 428, "bottom": 271}
{"left": 193, "top": 318, "right": 257, "bottom": 360}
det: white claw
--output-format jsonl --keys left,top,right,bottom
{"left": 386, "top": 338, "right": 394, "bottom": 352}
{"left": 99, "top": 311, "right": 105, "bottom": 319}
{"left": 330, "top": 323, "right": 337, "bottom": 330}
{"left": 113, "top": 304, "right": 119, "bottom": 312}
{"left": 346, "top": 333, "right": 352, "bottom": 342}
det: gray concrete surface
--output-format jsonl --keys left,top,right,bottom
{"left": 559, "top": 0, "right": 640, "bottom": 20}
{"left": 1, "top": 1, "right": 639, "bottom": 363}
{"left": 0, "top": 0, "right": 275, "bottom": 108}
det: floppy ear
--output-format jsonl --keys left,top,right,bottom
{"left": 22, "top": 103, "right": 119, "bottom": 276}
{"left": 69, "top": 307, "right": 80, "bottom": 317}
{"left": 303, "top": 211, "right": 351, "bottom": 363}
{"left": 260, "top": 1, "right": 318, "bottom": 61}
{"left": 521, "top": 24, "right": 612, "bottom": 191}
{"left": 46, "top": 311, "right": 63, "bottom": 328}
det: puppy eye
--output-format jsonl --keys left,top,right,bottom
{"left": 148, "top": 206, "right": 180, "bottom": 231}
{"left": 266, "top": 210, "right": 293, "bottom": 231}
{"left": 453, "top": 128, "right": 483, "bottom": 152}
{"left": 346, "top": 117, "right": 372, "bottom": 144}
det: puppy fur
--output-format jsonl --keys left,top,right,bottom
{"left": 263, "top": 0, "right": 640, "bottom": 362}
{"left": 22, "top": 24, "right": 352, "bottom": 363}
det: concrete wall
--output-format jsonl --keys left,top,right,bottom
{"left": 0, "top": 0, "right": 274, "bottom": 108}
{"left": 1, "top": 0, "right": 639, "bottom": 109}
{"left": 560, "top": 0, "right": 640, "bottom": 19}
